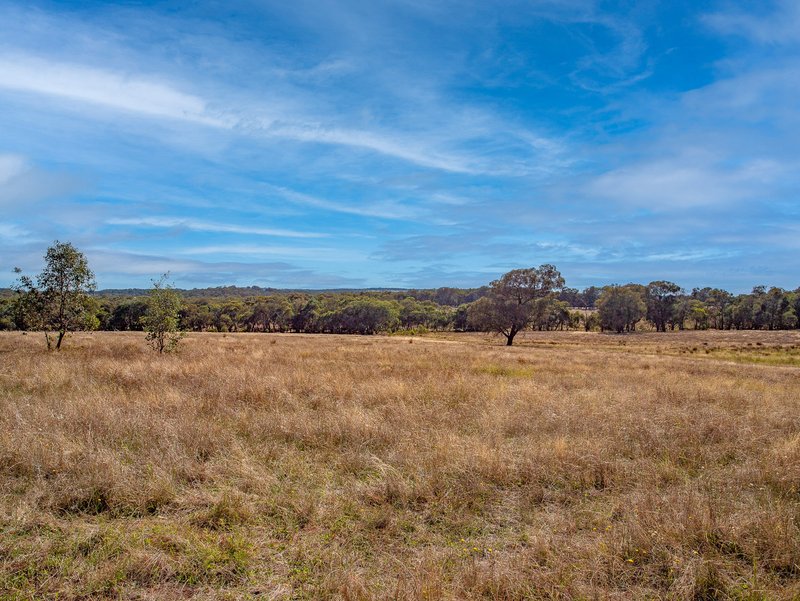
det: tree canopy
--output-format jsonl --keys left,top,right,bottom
{"left": 467, "top": 265, "right": 565, "bottom": 345}
{"left": 13, "top": 241, "right": 96, "bottom": 350}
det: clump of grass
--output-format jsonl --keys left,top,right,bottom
{"left": 1, "top": 330, "right": 800, "bottom": 599}
{"left": 474, "top": 364, "right": 535, "bottom": 377}
{"left": 190, "top": 491, "right": 253, "bottom": 530}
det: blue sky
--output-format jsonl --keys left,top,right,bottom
{"left": 1, "top": 0, "right": 798, "bottom": 291}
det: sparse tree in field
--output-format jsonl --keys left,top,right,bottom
{"left": 645, "top": 280, "right": 682, "bottom": 332}
{"left": 141, "top": 274, "right": 184, "bottom": 353}
{"left": 467, "top": 265, "right": 564, "bottom": 345}
{"left": 13, "top": 241, "right": 97, "bottom": 350}
{"left": 597, "top": 285, "right": 646, "bottom": 333}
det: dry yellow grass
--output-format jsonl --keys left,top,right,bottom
{"left": 2, "top": 330, "right": 800, "bottom": 600}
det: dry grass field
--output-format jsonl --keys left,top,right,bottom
{"left": 2, "top": 330, "right": 800, "bottom": 600}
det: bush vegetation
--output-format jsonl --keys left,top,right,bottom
{"left": 4, "top": 245, "right": 799, "bottom": 341}
{"left": 4, "top": 281, "right": 800, "bottom": 338}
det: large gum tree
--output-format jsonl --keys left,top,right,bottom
{"left": 468, "top": 264, "right": 565, "bottom": 345}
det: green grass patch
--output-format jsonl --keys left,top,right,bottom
{"left": 698, "top": 347, "right": 800, "bottom": 367}
{"left": 474, "top": 364, "right": 535, "bottom": 377}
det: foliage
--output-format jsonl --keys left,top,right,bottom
{"left": 646, "top": 281, "right": 682, "bottom": 332}
{"left": 4, "top": 254, "right": 800, "bottom": 339}
{"left": 13, "top": 240, "right": 97, "bottom": 350}
{"left": 319, "top": 298, "right": 400, "bottom": 334}
{"left": 141, "top": 274, "right": 184, "bottom": 353}
{"left": 467, "top": 265, "right": 565, "bottom": 345}
{"left": 597, "top": 285, "right": 646, "bottom": 333}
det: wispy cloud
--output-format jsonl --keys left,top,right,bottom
{"left": 702, "top": 1, "right": 800, "bottom": 46}
{"left": 586, "top": 155, "right": 788, "bottom": 210}
{"left": 0, "top": 54, "right": 230, "bottom": 126}
{"left": 0, "top": 154, "right": 26, "bottom": 184}
{"left": 0, "top": 221, "right": 31, "bottom": 242}
{"left": 266, "top": 123, "right": 480, "bottom": 174}
{"left": 106, "top": 217, "right": 327, "bottom": 238}
{"left": 177, "top": 244, "right": 363, "bottom": 261}
{"left": 266, "top": 185, "right": 421, "bottom": 220}
{"left": 86, "top": 249, "right": 366, "bottom": 288}
{"left": 1, "top": 1, "right": 799, "bottom": 290}
{"left": 0, "top": 51, "right": 550, "bottom": 175}
{"left": 0, "top": 153, "right": 82, "bottom": 209}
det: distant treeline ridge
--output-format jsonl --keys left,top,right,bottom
{"left": 3, "top": 283, "right": 799, "bottom": 334}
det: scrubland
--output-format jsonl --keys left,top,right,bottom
{"left": 1, "top": 330, "right": 800, "bottom": 600}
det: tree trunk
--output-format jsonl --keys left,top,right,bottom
{"left": 56, "top": 330, "right": 66, "bottom": 350}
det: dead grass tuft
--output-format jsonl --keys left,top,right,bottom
{"left": 2, "top": 330, "right": 800, "bottom": 599}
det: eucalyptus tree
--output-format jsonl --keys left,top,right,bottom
{"left": 645, "top": 281, "right": 682, "bottom": 332}
{"left": 596, "top": 285, "right": 646, "bottom": 333}
{"left": 14, "top": 241, "right": 97, "bottom": 350}
{"left": 141, "top": 274, "right": 184, "bottom": 353}
{"left": 467, "top": 265, "right": 564, "bottom": 345}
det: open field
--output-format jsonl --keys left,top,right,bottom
{"left": 2, "top": 330, "right": 800, "bottom": 600}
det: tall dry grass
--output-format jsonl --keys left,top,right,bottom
{"left": 1, "top": 330, "right": 799, "bottom": 599}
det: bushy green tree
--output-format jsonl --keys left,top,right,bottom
{"left": 693, "top": 288, "right": 733, "bottom": 329}
{"left": 292, "top": 298, "right": 320, "bottom": 332}
{"left": 13, "top": 241, "right": 97, "bottom": 350}
{"left": 597, "top": 285, "right": 646, "bottom": 333}
{"left": 0, "top": 297, "right": 16, "bottom": 330}
{"left": 688, "top": 299, "right": 710, "bottom": 329}
{"left": 320, "top": 298, "right": 400, "bottom": 334}
{"left": 646, "top": 281, "right": 682, "bottom": 332}
{"left": 108, "top": 299, "right": 148, "bottom": 331}
{"left": 467, "top": 265, "right": 564, "bottom": 345}
{"left": 141, "top": 274, "right": 184, "bottom": 353}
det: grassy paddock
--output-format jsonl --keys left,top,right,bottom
{"left": 1, "top": 330, "right": 799, "bottom": 600}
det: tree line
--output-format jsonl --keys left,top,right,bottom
{"left": 4, "top": 242, "right": 800, "bottom": 348}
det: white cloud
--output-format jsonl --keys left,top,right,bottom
{"left": 0, "top": 53, "right": 481, "bottom": 173}
{"left": 268, "top": 123, "right": 479, "bottom": 174}
{"left": 703, "top": 1, "right": 800, "bottom": 46}
{"left": 106, "top": 217, "right": 327, "bottom": 238}
{"left": 266, "top": 185, "right": 421, "bottom": 220}
{"left": 0, "top": 221, "right": 31, "bottom": 241}
{"left": 0, "top": 50, "right": 566, "bottom": 175}
{"left": 0, "top": 54, "right": 231, "bottom": 127}
{"left": 0, "top": 153, "right": 82, "bottom": 208}
{"left": 84, "top": 249, "right": 366, "bottom": 287}
{"left": 587, "top": 155, "right": 787, "bottom": 210}
{"left": 635, "top": 249, "right": 739, "bottom": 262}
{"left": 0, "top": 154, "right": 26, "bottom": 184}
{"left": 178, "top": 244, "right": 364, "bottom": 261}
